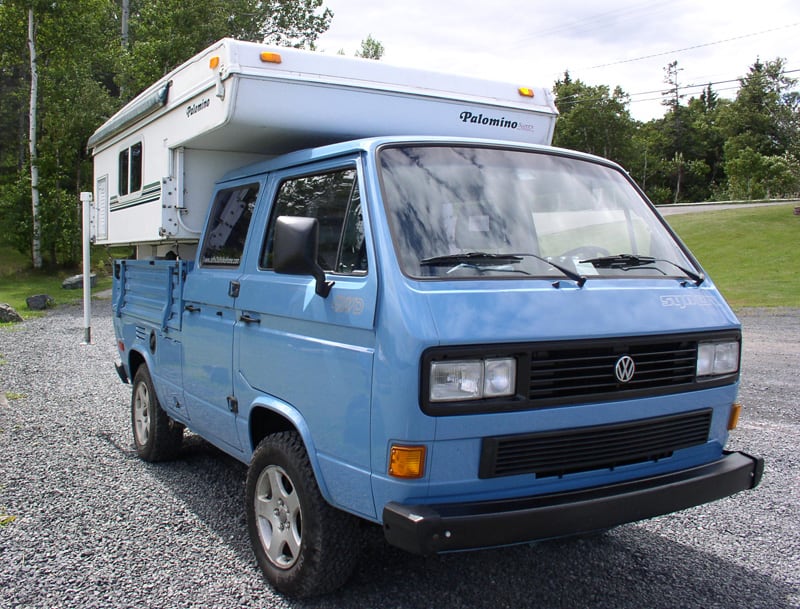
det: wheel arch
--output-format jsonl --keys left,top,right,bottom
{"left": 248, "top": 400, "right": 333, "bottom": 505}
{"left": 127, "top": 347, "right": 148, "bottom": 383}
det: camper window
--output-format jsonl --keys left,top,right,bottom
{"left": 118, "top": 142, "right": 142, "bottom": 196}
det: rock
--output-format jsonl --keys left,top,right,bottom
{"left": 0, "top": 303, "right": 24, "bottom": 323}
{"left": 26, "top": 294, "right": 54, "bottom": 311}
{"left": 62, "top": 273, "right": 97, "bottom": 290}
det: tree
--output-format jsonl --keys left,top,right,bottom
{"left": 552, "top": 71, "right": 637, "bottom": 167}
{"left": 118, "top": 0, "right": 333, "bottom": 97}
{"left": 724, "top": 148, "right": 800, "bottom": 199}
{"left": 0, "top": 0, "right": 333, "bottom": 268}
{"left": 720, "top": 58, "right": 799, "bottom": 158}
{"left": 720, "top": 58, "right": 800, "bottom": 199}
{"left": 355, "top": 34, "right": 384, "bottom": 60}
{"left": 27, "top": 6, "right": 41, "bottom": 268}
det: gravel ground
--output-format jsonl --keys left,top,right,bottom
{"left": 1, "top": 300, "right": 798, "bottom": 609}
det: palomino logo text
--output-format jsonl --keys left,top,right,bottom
{"left": 186, "top": 98, "right": 210, "bottom": 117}
{"left": 459, "top": 111, "right": 518, "bottom": 129}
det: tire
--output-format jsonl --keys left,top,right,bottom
{"left": 131, "top": 365, "right": 183, "bottom": 462}
{"left": 246, "top": 431, "right": 361, "bottom": 597}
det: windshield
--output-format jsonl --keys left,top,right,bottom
{"left": 378, "top": 145, "right": 696, "bottom": 281}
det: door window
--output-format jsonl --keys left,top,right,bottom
{"left": 200, "top": 183, "right": 259, "bottom": 267}
{"left": 261, "top": 168, "right": 367, "bottom": 274}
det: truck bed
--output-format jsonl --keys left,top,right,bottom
{"left": 112, "top": 259, "right": 191, "bottom": 332}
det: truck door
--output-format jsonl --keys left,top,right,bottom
{"left": 181, "top": 181, "right": 259, "bottom": 451}
{"left": 234, "top": 160, "right": 378, "bottom": 512}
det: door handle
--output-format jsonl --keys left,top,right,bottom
{"left": 239, "top": 313, "right": 260, "bottom": 324}
{"left": 184, "top": 304, "right": 201, "bottom": 313}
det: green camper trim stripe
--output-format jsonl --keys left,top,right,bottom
{"left": 110, "top": 182, "right": 162, "bottom": 211}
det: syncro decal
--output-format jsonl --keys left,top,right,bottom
{"left": 660, "top": 294, "right": 716, "bottom": 309}
{"left": 333, "top": 295, "right": 365, "bottom": 315}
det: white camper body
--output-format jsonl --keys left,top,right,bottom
{"left": 88, "top": 38, "right": 558, "bottom": 248}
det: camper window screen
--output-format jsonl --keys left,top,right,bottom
{"left": 261, "top": 168, "right": 366, "bottom": 274}
{"left": 200, "top": 184, "right": 259, "bottom": 267}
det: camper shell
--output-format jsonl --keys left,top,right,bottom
{"left": 88, "top": 38, "right": 557, "bottom": 251}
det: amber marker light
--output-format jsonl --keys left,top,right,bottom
{"left": 260, "top": 51, "right": 282, "bottom": 64}
{"left": 518, "top": 87, "right": 535, "bottom": 98}
{"left": 728, "top": 402, "right": 742, "bottom": 430}
{"left": 389, "top": 445, "right": 426, "bottom": 479}
{"left": 209, "top": 56, "right": 220, "bottom": 69}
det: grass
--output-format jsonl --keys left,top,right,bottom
{"left": 0, "top": 243, "right": 113, "bottom": 319}
{"left": 0, "top": 507, "right": 16, "bottom": 527}
{"left": 666, "top": 203, "right": 799, "bottom": 308}
{"left": 0, "top": 205, "right": 797, "bottom": 313}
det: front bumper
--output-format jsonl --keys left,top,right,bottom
{"left": 383, "top": 450, "right": 763, "bottom": 555}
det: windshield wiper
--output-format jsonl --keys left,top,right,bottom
{"left": 580, "top": 254, "right": 705, "bottom": 286}
{"left": 420, "top": 252, "right": 523, "bottom": 265}
{"left": 420, "top": 252, "right": 586, "bottom": 287}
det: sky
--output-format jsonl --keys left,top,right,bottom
{"left": 315, "top": 0, "right": 800, "bottom": 122}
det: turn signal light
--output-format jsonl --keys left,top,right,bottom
{"left": 389, "top": 445, "right": 426, "bottom": 479}
{"left": 209, "top": 56, "right": 220, "bottom": 69}
{"left": 728, "top": 402, "right": 742, "bottom": 430}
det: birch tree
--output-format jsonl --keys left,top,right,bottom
{"left": 26, "top": 7, "right": 41, "bottom": 268}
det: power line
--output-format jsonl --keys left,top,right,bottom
{"left": 519, "top": 1, "right": 672, "bottom": 40}
{"left": 555, "top": 67, "right": 800, "bottom": 107}
{"left": 585, "top": 22, "right": 800, "bottom": 70}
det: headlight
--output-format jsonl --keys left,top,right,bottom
{"left": 430, "top": 358, "right": 516, "bottom": 402}
{"left": 697, "top": 341, "right": 739, "bottom": 377}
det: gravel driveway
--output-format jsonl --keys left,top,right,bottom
{"left": 1, "top": 301, "right": 798, "bottom": 609}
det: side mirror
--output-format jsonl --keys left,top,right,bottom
{"left": 273, "top": 216, "right": 335, "bottom": 298}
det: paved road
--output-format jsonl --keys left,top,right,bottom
{"left": 656, "top": 200, "right": 799, "bottom": 216}
{"left": 1, "top": 302, "right": 798, "bottom": 608}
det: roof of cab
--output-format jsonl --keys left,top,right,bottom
{"left": 216, "top": 135, "right": 622, "bottom": 185}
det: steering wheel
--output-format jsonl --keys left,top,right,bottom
{"left": 559, "top": 246, "right": 611, "bottom": 260}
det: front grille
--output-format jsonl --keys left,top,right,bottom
{"left": 420, "top": 331, "right": 740, "bottom": 416}
{"left": 479, "top": 409, "right": 712, "bottom": 479}
{"left": 528, "top": 338, "right": 697, "bottom": 405}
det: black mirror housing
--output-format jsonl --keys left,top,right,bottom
{"left": 273, "top": 216, "right": 335, "bottom": 297}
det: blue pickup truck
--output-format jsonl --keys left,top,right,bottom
{"left": 111, "top": 135, "right": 763, "bottom": 596}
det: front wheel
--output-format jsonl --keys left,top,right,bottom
{"left": 131, "top": 365, "right": 183, "bottom": 462}
{"left": 246, "top": 431, "right": 361, "bottom": 597}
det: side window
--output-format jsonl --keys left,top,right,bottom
{"left": 118, "top": 148, "right": 129, "bottom": 196}
{"left": 129, "top": 142, "right": 142, "bottom": 192}
{"left": 118, "top": 142, "right": 143, "bottom": 196}
{"left": 200, "top": 183, "right": 259, "bottom": 267}
{"left": 261, "top": 168, "right": 367, "bottom": 274}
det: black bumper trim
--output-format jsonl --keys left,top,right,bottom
{"left": 383, "top": 451, "right": 763, "bottom": 555}
{"left": 115, "top": 361, "right": 129, "bottom": 384}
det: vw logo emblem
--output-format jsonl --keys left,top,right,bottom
{"left": 615, "top": 355, "right": 636, "bottom": 383}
